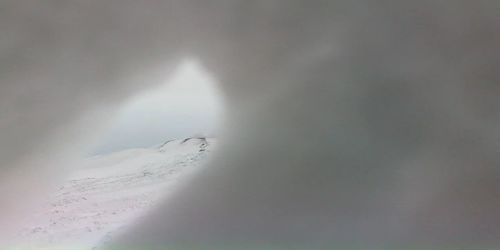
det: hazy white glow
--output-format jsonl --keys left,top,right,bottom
{"left": 91, "top": 60, "right": 224, "bottom": 154}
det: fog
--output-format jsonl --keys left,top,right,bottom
{"left": 1, "top": 1, "right": 499, "bottom": 249}
{"left": 91, "top": 60, "right": 224, "bottom": 155}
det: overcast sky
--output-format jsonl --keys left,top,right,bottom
{"left": 90, "top": 61, "right": 224, "bottom": 155}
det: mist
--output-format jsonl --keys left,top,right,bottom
{"left": 1, "top": 1, "right": 499, "bottom": 249}
{"left": 90, "top": 60, "right": 224, "bottom": 155}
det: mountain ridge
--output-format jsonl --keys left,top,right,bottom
{"left": 14, "top": 138, "right": 217, "bottom": 249}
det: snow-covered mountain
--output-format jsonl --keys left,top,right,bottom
{"left": 14, "top": 138, "right": 216, "bottom": 249}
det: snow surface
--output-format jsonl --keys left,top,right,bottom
{"left": 13, "top": 138, "right": 216, "bottom": 249}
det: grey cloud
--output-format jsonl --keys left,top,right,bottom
{"left": 1, "top": 0, "right": 500, "bottom": 247}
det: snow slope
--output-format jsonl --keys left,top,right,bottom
{"left": 14, "top": 138, "right": 216, "bottom": 249}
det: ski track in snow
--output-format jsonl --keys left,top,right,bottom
{"left": 14, "top": 138, "right": 216, "bottom": 249}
